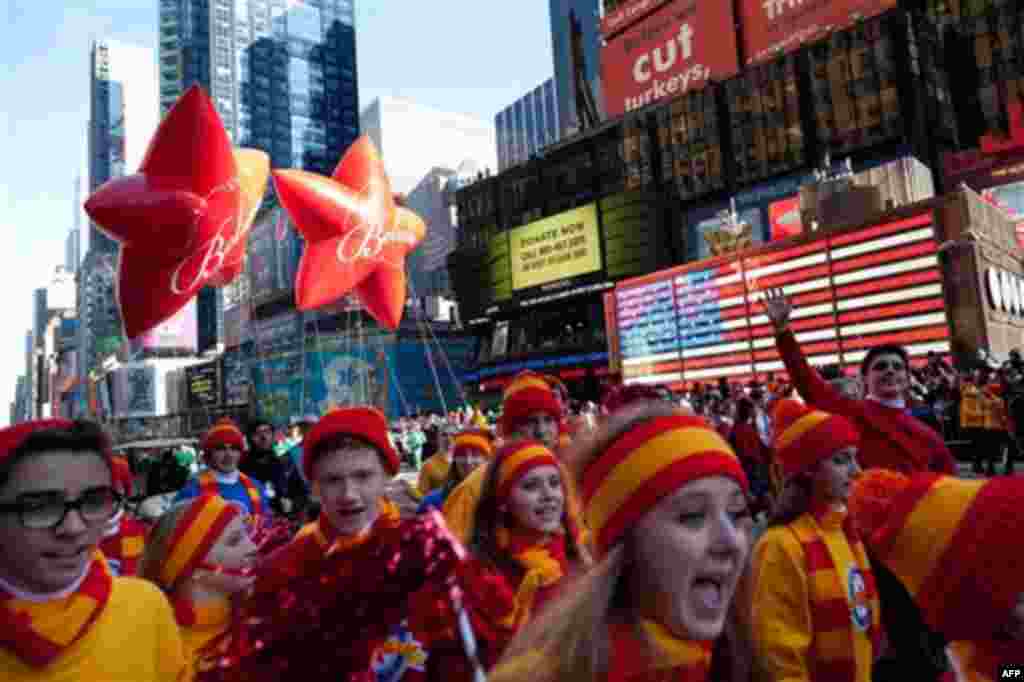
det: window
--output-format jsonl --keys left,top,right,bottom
{"left": 286, "top": 3, "right": 321, "bottom": 42}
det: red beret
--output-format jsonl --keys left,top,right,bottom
{"left": 303, "top": 407, "right": 400, "bottom": 481}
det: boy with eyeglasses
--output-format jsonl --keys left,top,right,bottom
{"left": 0, "top": 419, "right": 186, "bottom": 680}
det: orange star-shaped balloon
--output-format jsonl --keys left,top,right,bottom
{"left": 272, "top": 135, "right": 426, "bottom": 329}
{"left": 84, "top": 85, "right": 269, "bottom": 338}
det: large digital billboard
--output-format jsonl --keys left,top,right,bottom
{"left": 510, "top": 204, "right": 602, "bottom": 291}
{"left": 738, "top": 0, "right": 897, "bottom": 66}
{"left": 613, "top": 212, "right": 950, "bottom": 386}
{"left": 129, "top": 300, "right": 198, "bottom": 353}
{"left": 600, "top": 0, "right": 739, "bottom": 118}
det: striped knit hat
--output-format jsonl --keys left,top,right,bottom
{"left": 848, "top": 470, "right": 1024, "bottom": 641}
{"left": 452, "top": 428, "right": 495, "bottom": 461}
{"left": 494, "top": 440, "right": 561, "bottom": 501}
{"left": 158, "top": 494, "right": 242, "bottom": 588}
{"left": 773, "top": 404, "right": 860, "bottom": 479}
{"left": 580, "top": 415, "right": 748, "bottom": 557}
{"left": 0, "top": 418, "right": 107, "bottom": 464}
{"left": 201, "top": 418, "right": 246, "bottom": 453}
{"left": 500, "top": 371, "right": 562, "bottom": 436}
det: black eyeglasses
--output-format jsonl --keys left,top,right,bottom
{"left": 0, "top": 487, "right": 123, "bottom": 530}
{"left": 870, "top": 360, "right": 906, "bottom": 373}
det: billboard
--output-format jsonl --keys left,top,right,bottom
{"left": 112, "top": 365, "right": 157, "bottom": 418}
{"left": 738, "top": 0, "right": 897, "bottom": 66}
{"left": 249, "top": 206, "right": 303, "bottom": 306}
{"left": 614, "top": 212, "right": 950, "bottom": 385}
{"left": 600, "top": 0, "right": 739, "bottom": 118}
{"left": 186, "top": 362, "right": 221, "bottom": 410}
{"left": 129, "top": 300, "right": 198, "bottom": 352}
{"left": 601, "top": 0, "right": 674, "bottom": 39}
{"left": 510, "top": 204, "right": 602, "bottom": 291}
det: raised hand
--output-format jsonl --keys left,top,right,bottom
{"left": 762, "top": 288, "right": 793, "bottom": 333}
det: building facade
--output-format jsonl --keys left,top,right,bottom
{"left": 550, "top": 0, "right": 603, "bottom": 138}
{"left": 495, "top": 78, "right": 560, "bottom": 171}
{"left": 406, "top": 167, "right": 457, "bottom": 306}
{"left": 359, "top": 96, "right": 496, "bottom": 196}
{"left": 159, "top": 0, "right": 360, "bottom": 352}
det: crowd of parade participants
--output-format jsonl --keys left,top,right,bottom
{"left": 1, "top": 289, "right": 1023, "bottom": 681}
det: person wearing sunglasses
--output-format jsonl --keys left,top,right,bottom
{"left": 763, "top": 288, "right": 955, "bottom": 476}
{"left": 0, "top": 418, "right": 186, "bottom": 681}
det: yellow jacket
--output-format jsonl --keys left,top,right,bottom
{"left": 417, "top": 452, "right": 451, "bottom": 498}
{"left": 748, "top": 510, "right": 876, "bottom": 682}
{"left": 441, "top": 463, "right": 485, "bottom": 544}
{"left": 0, "top": 577, "right": 188, "bottom": 681}
{"left": 181, "top": 598, "right": 232, "bottom": 679}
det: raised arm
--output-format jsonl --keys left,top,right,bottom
{"left": 763, "top": 288, "right": 865, "bottom": 420}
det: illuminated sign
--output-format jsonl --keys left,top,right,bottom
{"left": 613, "top": 212, "right": 950, "bottom": 385}
{"left": 510, "top": 205, "right": 602, "bottom": 291}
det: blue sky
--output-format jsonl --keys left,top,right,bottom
{"left": 0, "top": 1, "right": 556, "bottom": 424}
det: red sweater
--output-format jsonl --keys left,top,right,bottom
{"left": 777, "top": 330, "right": 956, "bottom": 475}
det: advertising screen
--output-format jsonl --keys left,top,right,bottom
{"left": 186, "top": 362, "right": 221, "bottom": 410}
{"left": 112, "top": 365, "right": 158, "bottom": 418}
{"left": 615, "top": 212, "right": 950, "bottom": 386}
{"left": 510, "top": 204, "right": 602, "bottom": 291}
{"left": 129, "top": 300, "right": 198, "bottom": 352}
{"left": 738, "top": 0, "right": 897, "bottom": 66}
{"left": 600, "top": 0, "right": 739, "bottom": 118}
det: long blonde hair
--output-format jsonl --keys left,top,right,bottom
{"left": 490, "top": 402, "right": 753, "bottom": 682}
{"left": 137, "top": 500, "right": 197, "bottom": 590}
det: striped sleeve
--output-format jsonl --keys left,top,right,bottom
{"left": 750, "top": 527, "right": 813, "bottom": 682}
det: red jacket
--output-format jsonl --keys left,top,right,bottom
{"left": 777, "top": 330, "right": 956, "bottom": 475}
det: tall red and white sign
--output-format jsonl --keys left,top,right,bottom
{"left": 600, "top": 0, "right": 739, "bottom": 118}
{"left": 739, "top": 0, "right": 898, "bottom": 66}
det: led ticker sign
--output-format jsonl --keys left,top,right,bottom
{"left": 613, "top": 212, "right": 950, "bottom": 386}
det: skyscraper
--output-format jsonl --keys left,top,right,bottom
{"left": 550, "top": 0, "right": 603, "bottom": 138}
{"left": 66, "top": 176, "right": 82, "bottom": 274}
{"left": 495, "top": 78, "right": 560, "bottom": 171}
{"left": 359, "top": 96, "right": 496, "bottom": 196}
{"left": 406, "top": 167, "right": 457, "bottom": 304}
{"left": 88, "top": 39, "right": 159, "bottom": 256}
{"left": 158, "top": 0, "right": 360, "bottom": 350}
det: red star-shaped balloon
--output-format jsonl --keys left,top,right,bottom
{"left": 84, "top": 85, "right": 269, "bottom": 339}
{"left": 272, "top": 135, "right": 426, "bottom": 329}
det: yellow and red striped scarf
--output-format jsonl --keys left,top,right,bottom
{"left": 99, "top": 516, "right": 148, "bottom": 577}
{"left": 295, "top": 497, "right": 401, "bottom": 555}
{"left": 0, "top": 551, "right": 113, "bottom": 668}
{"left": 609, "top": 619, "right": 713, "bottom": 682}
{"left": 495, "top": 527, "right": 570, "bottom": 628}
{"left": 789, "top": 510, "right": 883, "bottom": 682}
{"left": 199, "top": 469, "right": 262, "bottom": 518}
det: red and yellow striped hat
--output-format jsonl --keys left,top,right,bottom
{"left": 452, "top": 429, "right": 495, "bottom": 461}
{"left": 158, "top": 494, "right": 242, "bottom": 588}
{"left": 581, "top": 415, "right": 748, "bottom": 557}
{"left": 499, "top": 371, "right": 562, "bottom": 436}
{"left": 201, "top": 418, "right": 246, "bottom": 453}
{"left": 773, "top": 403, "right": 859, "bottom": 479}
{"left": 495, "top": 440, "right": 561, "bottom": 501}
{"left": 849, "top": 470, "right": 1024, "bottom": 641}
